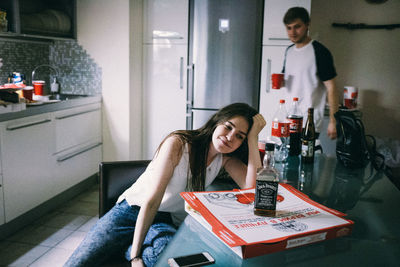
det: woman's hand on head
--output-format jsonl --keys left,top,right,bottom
{"left": 248, "top": 114, "right": 266, "bottom": 141}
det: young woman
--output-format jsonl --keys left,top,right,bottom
{"left": 64, "top": 103, "right": 266, "bottom": 267}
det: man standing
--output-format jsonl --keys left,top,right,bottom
{"left": 282, "top": 7, "right": 339, "bottom": 139}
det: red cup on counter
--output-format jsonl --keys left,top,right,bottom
{"left": 32, "top": 80, "right": 45, "bottom": 95}
{"left": 22, "top": 86, "right": 34, "bottom": 101}
{"left": 344, "top": 86, "right": 358, "bottom": 109}
{"left": 271, "top": 73, "right": 284, "bottom": 89}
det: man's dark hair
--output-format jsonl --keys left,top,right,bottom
{"left": 283, "top": 7, "right": 310, "bottom": 25}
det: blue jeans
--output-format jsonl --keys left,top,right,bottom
{"left": 64, "top": 200, "right": 177, "bottom": 267}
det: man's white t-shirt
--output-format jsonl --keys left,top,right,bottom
{"left": 283, "top": 40, "right": 337, "bottom": 132}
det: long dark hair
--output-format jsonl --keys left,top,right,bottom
{"left": 157, "top": 103, "right": 258, "bottom": 191}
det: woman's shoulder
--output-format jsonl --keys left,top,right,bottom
{"left": 157, "top": 135, "right": 187, "bottom": 162}
{"left": 163, "top": 134, "right": 185, "bottom": 149}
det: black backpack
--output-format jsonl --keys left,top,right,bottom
{"left": 335, "top": 109, "right": 385, "bottom": 170}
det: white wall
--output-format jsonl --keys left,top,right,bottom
{"left": 311, "top": 0, "right": 400, "bottom": 140}
{"left": 77, "top": 0, "right": 143, "bottom": 161}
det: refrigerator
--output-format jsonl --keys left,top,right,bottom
{"left": 186, "top": 0, "right": 264, "bottom": 129}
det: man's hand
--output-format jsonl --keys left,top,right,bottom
{"left": 131, "top": 257, "right": 145, "bottom": 267}
{"left": 327, "top": 120, "right": 337, "bottom": 139}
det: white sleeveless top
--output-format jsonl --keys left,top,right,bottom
{"left": 117, "top": 144, "right": 223, "bottom": 225}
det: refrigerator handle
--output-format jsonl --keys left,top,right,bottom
{"left": 179, "top": 57, "right": 184, "bottom": 89}
{"left": 266, "top": 58, "right": 271, "bottom": 93}
{"left": 186, "top": 63, "right": 195, "bottom": 130}
{"left": 187, "top": 63, "right": 195, "bottom": 105}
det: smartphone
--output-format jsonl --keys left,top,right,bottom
{"left": 168, "top": 252, "right": 215, "bottom": 267}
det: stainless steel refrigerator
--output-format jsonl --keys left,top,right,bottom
{"left": 186, "top": 0, "right": 264, "bottom": 129}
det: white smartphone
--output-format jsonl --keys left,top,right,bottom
{"left": 168, "top": 252, "right": 215, "bottom": 267}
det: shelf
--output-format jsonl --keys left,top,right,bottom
{"left": 0, "top": 0, "right": 76, "bottom": 41}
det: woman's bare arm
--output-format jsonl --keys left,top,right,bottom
{"left": 130, "top": 136, "right": 183, "bottom": 266}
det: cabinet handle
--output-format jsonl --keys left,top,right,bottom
{"left": 55, "top": 108, "right": 101, "bottom": 120}
{"left": 57, "top": 142, "right": 102, "bottom": 162}
{"left": 180, "top": 57, "right": 184, "bottom": 89}
{"left": 266, "top": 59, "right": 271, "bottom": 93}
{"left": 268, "top": 37, "right": 290, "bottom": 41}
{"left": 6, "top": 119, "right": 51, "bottom": 131}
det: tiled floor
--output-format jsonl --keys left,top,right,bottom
{"left": 0, "top": 184, "right": 99, "bottom": 267}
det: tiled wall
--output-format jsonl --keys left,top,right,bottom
{"left": 0, "top": 39, "right": 101, "bottom": 95}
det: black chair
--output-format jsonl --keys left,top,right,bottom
{"left": 97, "top": 160, "right": 237, "bottom": 266}
{"left": 97, "top": 160, "right": 150, "bottom": 266}
{"left": 99, "top": 160, "right": 150, "bottom": 218}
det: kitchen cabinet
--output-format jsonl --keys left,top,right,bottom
{"left": 0, "top": 0, "right": 76, "bottom": 40}
{"left": 143, "top": 44, "right": 187, "bottom": 159}
{"left": 54, "top": 103, "right": 101, "bottom": 153}
{"left": 263, "top": 0, "right": 311, "bottom": 45}
{"left": 143, "top": 0, "right": 188, "bottom": 44}
{"left": 53, "top": 103, "right": 102, "bottom": 193}
{"left": 0, "top": 101, "right": 102, "bottom": 223}
{"left": 142, "top": 0, "right": 188, "bottom": 159}
{"left": 0, "top": 113, "right": 54, "bottom": 222}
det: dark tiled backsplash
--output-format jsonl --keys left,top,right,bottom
{"left": 0, "top": 39, "right": 101, "bottom": 95}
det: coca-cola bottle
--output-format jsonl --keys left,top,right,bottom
{"left": 287, "top": 97, "right": 303, "bottom": 156}
{"left": 301, "top": 108, "right": 316, "bottom": 164}
{"left": 271, "top": 99, "right": 289, "bottom": 162}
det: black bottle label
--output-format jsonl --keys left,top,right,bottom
{"left": 254, "top": 180, "right": 278, "bottom": 210}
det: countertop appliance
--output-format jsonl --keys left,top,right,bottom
{"left": 186, "top": 0, "right": 264, "bottom": 129}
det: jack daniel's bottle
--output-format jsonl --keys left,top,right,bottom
{"left": 254, "top": 143, "right": 279, "bottom": 217}
{"left": 301, "top": 108, "right": 316, "bottom": 164}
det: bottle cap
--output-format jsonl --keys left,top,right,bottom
{"left": 265, "top": 142, "right": 275, "bottom": 151}
{"left": 279, "top": 99, "right": 285, "bottom": 103}
{"left": 293, "top": 97, "right": 299, "bottom": 101}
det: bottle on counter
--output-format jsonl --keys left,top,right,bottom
{"left": 287, "top": 97, "right": 303, "bottom": 156}
{"left": 254, "top": 142, "right": 279, "bottom": 217}
{"left": 301, "top": 108, "right": 316, "bottom": 164}
{"left": 51, "top": 77, "right": 59, "bottom": 94}
{"left": 271, "top": 99, "right": 289, "bottom": 162}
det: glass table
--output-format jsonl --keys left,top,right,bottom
{"left": 156, "top": 154, "right": 400, "bottom": 267}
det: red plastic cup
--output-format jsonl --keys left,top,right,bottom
{"left": 33, "top": 80, "right": 45, "bottom": 95}
{"left": 271, "top": 73, "right": 284, "bottom": 89}
{"left": 343, "top": 86, "right": 358, "bottom": 109}
{"left": 22, "top": 86, "right": 34, "bottom": 100}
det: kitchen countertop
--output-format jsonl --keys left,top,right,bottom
{"left": 0, "top": 94, "right": 102, "bottom": 122}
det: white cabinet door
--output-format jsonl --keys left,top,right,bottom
{"left": 263, "top": 0, "right": 311, "bottom": 45}
{"left": 53, "top": 104, "right": 102, "bottom": 194}
{"left": 54, "top": 144, "right": 102, "bottom": 193}
{"left": 143, "top": 44, "right": 187, "bottom": 159}
{"left": 0, "top": 114, "right": 54, "bottom": 222}
{"left": 0, "top": 175, "right": 4, "bottom": 225}
{"left": 144, "top": 0, "right": 188, "bottom": 44}
{"left": 54, "top": 103, "right": 102, "bottom": 153}
{"left": 259, "top": 45, "right": 287, "bottom": 141}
